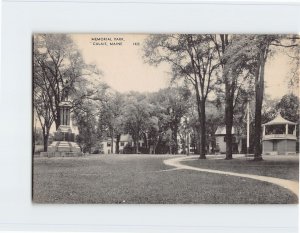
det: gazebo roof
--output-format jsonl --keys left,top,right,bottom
{"left": 263, "top": 113, "right": 297, "bottom": 126}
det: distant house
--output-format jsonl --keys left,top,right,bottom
{"left": 100, "top": 138, "right": 116, "bottom": 154}
{"left": 119, "top": 134, "right": 133, "bottom": 153}
{"left": 215, "top": 126, "right": 242, "bottom": 154}
{"left": 177, "top": 133, "right": 195, "bottom": 155}
{"left": 100, "top": 134, "right": 144, "bottom": 154}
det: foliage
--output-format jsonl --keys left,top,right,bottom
{"left": 33, "top": 34, "right": 101, "bottom": 151}
{"left": 144, "top": 34, "right": 221, "bottom": 158}
{"left": 73, "top": 98, "right": 98, "bottom": 153}
{"left": 122, "top": 92, "right": 154, "bottom": 153}
{"left": 97, "top": 90, "right": 125, "bottom": 153}
{"left": 217, "top": 34, "right": 299, "bottom": 159}
{"left": 276, "top": 94, "right": 299, "bottom": 123}
{"left": 148, "top": 86, "right": 192, "bottom": 154}
{"left": 33, "top": 34, "right": 299, "bottom": 157}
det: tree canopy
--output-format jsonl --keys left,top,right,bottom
{"left": 33, "top": 34, "right": 299, "bottom": 158}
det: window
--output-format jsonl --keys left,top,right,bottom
{"left": 107, "top": 142, "right": 111, "bottom": 147}
{"left": 265, "top": 125, "right": 285, "bottom": 135}
{"left": 288, "top": 125, "right": 295, "bottom": 135}
{"left": 121, "top": 142, "right": 124, "bottom": 146}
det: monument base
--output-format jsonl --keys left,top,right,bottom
{"left": 40, "top": 141, "right": 83, "bottom": 157}
{"left": 40, "top": 151, "right": 83, "bottom": 157}
{"left": 38, "top": 101, "right": 83, "bottom": 158}
{"left": 48, "top": 141, "right": 81, "bottom": 152}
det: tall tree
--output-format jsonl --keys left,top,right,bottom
{"left": 123, "top": 92, "right": 154, "bottom": 153}
{"left": 212, "top": 34, "right": 234, "bottom": 159}
{"left": 74, "top": 102, "right": 97, "bottom": 153}
{"left": 252, "top": 35, "right": 299, "bottom": 160}
{"left": 33, "top": 34, "right": 100, "bottom": 129}
{"left": 213, "top": 35, "right": 256, "bottom": 159}
{"left": 33, "top": 87, "right": 55, "bottom": 152}
{"left": 33, "top": 34, "right": 100, "bottom": 151}
{"left": 236, "top": 35, "right": 299, "bottom": 159}
{"left": 149, "top": 87, "right": 191, "bottom": 154}
{"left": 97, "top": 91, "right": 125, "bottom": 154}
{"left": 144, "top": 34, "right": 220, "bottom": 159}
{"left": 218, "top": 35, "right": 299, "bottom": 160}
{"left": 147, "top": 93, "right": 170, "bottom": 154}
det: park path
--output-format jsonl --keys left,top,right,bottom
{"left": 164, "top": 156, "right": 299, "bottom": 198}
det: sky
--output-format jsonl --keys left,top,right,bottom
{"left": 71, "top": 34, "right": 171, "bottom": 94}
{"left": 71, "top": 33, "right": 297, "bottom": 100}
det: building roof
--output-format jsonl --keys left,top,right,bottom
{"left": 101, "top": 134, "right": 133, "bottom": 142}
{"left": 120, "top": 134, "right": 132, "bottom": 142}
{"left": 215, "top": 126, "right": 235, "bottom": 135}
{"left": 263, "top": 113, "right": 297, "bottom": 126}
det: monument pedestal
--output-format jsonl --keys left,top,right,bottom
{"left": 40, "top": 101, "right": 82, "bottom": 157}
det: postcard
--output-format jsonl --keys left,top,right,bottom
{"left": 32, "top": 33, "right": 299, "bottom": 204}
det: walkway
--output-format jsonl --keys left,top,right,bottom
{"left": 164, "top": 156, "right": 299, "bottom": 197}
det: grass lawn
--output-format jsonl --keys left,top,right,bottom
{"left": 182, "top": 155, "right": 299, "bottom": 181}
{"left": 33, "top": 154, "right": 298, "bottom": 204}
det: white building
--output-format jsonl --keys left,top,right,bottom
{"left": 215, "top": 126, "right": 242, "bottom": 154}
{"left": 100, "top": 134, "right": 144, "bottom": 154}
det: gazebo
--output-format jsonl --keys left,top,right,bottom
{"left": 262, "top": 113, "right": 297, "bottom": 155}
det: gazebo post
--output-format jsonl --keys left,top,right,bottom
{"left": 285, "top": 124, "right": 288, "bottom": 135}
{"left": 263, "top": 125, "right": 265, "bottom": 136}
{"left": 294, "top": 125, "right": 297, "bottom": 136}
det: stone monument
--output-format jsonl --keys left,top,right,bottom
{"left": 40, "top": 84, "right": 82, "bottom": 157}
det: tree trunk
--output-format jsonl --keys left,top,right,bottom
{"left": 172, "top": 126, "right": 178, "bottom": 154}
{"left": 193, "top": 81, "right": 206, "bottom": 159}
{"left": 55, "top": 108, "right": 60, "bottom": 130}
{"left": 225, "top": 77, "right": 234, "bottom": 160}
{"left": 199, "top": 101, "right": 206, "bottom": 159}
{"left": 153, "top": 137, "right": 159, "bottom": 154}
{"left": 187, "top": 132, "right": 190, "bottom": 155}
{"left": 33, "top": 123, "right": 36, "bottom": 154}
{"left": 43, "top": 130, "right": 49, "bottom": 152}
{"left": 135, "top": 140, "right": 139, "bottom": 154}
{"left": 32, "top": 134, "right": 35, "bottom": 154}
{"left": 116, "top": 134, "right": 120, "bottom": 154}
{"left": 143, "top": 132, "right": 148, "bottom": 153}
{"left": 55, "top": 118, "right": 60, "bottom": 130}
{"left": 253, "top": 47, "right": 267, "bottom": 161}
{"left": 111, "top": 129, "right": 114, "bottom": 154}
{"left": 153, "top": 144, "right": 156, "bottom": 154}
{"left": 194, "top": 128, "right": 200, "bottom": 155}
